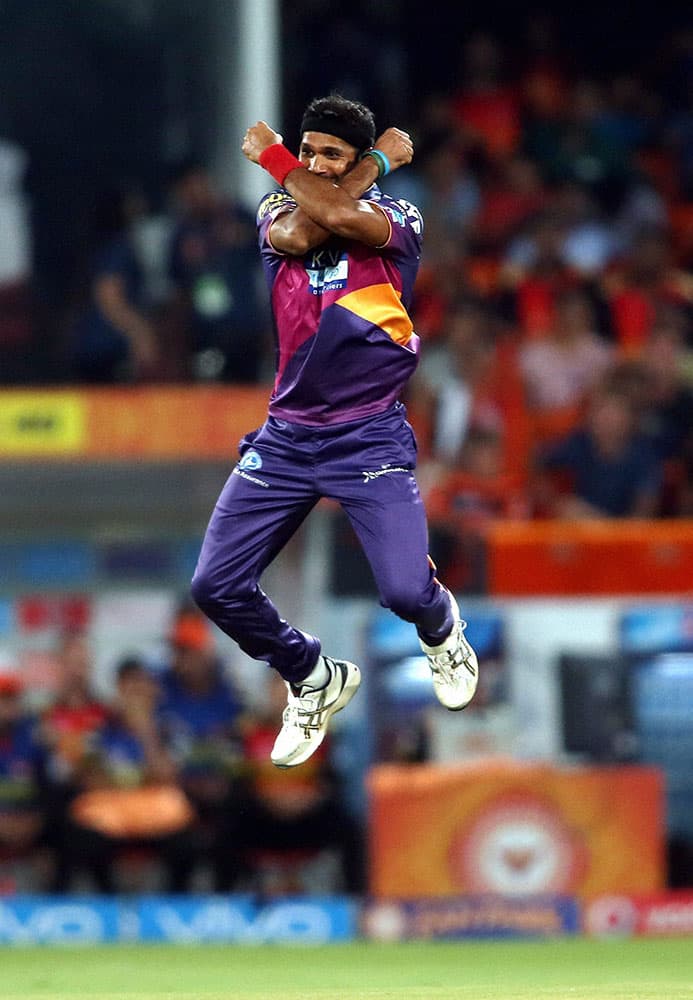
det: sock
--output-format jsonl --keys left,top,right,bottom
{"left": 298, "top": 655, "right": 330, "bottom": 691}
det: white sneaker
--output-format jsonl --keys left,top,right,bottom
{"left": 419, "top": 591, "right": 479, "bottom": 710}
{"left": 271, "top": 655, "right": 361, "bottom": 768}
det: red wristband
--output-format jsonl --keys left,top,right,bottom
{"left": 258, "top": 144, "right": 302, "bottom": 186}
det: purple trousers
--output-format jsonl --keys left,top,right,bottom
{"left": 191, "top": 402, "right": 453, "bottom": 684}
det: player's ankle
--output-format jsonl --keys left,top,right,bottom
{"left": 296, "top": 655, "right": 330, "bottom": 691}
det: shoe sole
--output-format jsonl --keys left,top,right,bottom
{"left": 442, "top": 678, "right": 478, "bottom": 712}
{"left": 272, "top": 660, "right": 361, "bottom": 768}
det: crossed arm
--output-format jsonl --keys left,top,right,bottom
{"left": 242, "top": 123, "right": 414, "bottom": 255}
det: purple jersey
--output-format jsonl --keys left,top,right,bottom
{"left": 257, "top": 185, "right": 423, "bottom": 425}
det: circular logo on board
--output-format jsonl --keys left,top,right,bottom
{"left": 584, "top": 896, "right": 638, "bottom": 938}
{"left": 449, "top": 793, "right": 584, "bottom": 895}
{"left": 361, "top": 903, "right": 407, "bottom": 942}
{"left": 239, "top": 449, "right": 263, "bottom": 471}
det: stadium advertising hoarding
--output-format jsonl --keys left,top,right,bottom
{"left": 368, "top": 762, "right": 665, "bottom": 899}
{"left": 0, "top": 896, "right": 357, "bottom": 945}
{"left": 5, "top": 894, "right": 693, "bottom": 946}
{"left": 0, "top": 898, "right": 121, "bottom": 944}
{"left": 0, "top": 387, "right": 268, "bottom": 459}
{"left": 362, "top": 895, "right": 580, "bottom": 941}
{"left": 585, "top": 892, "right": 693, "bottom": 938}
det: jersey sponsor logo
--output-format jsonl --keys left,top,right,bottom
{"left": 381, "top": 204, "right": 405, "bottom": 227}
{"left": 239, "top": 449, "right": 263, "bottom": 471}
{"left": 232, "top": 468, "right": 270, "bottom": 488}
{"left": 396, "top": 199, "right": 423, "bottom": 235}
{"left": 235, "top": 449, "right": 269, "bottom": 487}
{"left": 362, "top": 464, "right": 409, "bottom": 483}
{"left": 305, "top": 249, "right": 348, "bottom": 295}
{"left": 257, "top": 190, "right": 295, "bottom": 221}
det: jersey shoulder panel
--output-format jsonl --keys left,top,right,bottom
{"left": 256, "top": 189, "right": 297, "bottom": 227}
{"left": 374, "top": 192, "right": 424, "bottom": 255}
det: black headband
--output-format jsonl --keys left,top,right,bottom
{"left": 300, "top": 113, "right": 374, "bottom": 152}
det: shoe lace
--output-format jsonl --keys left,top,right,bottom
{"left": 281, "top": 687, "right": 328, "bottom": 733}
{"left": 429, "top": 622, "right": 477, "bottom": 680}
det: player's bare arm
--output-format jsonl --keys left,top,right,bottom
{"left": 271, "top": 127, "right": 415, "bottom": 255}
{"left": 266, "top": 156, "right": 380, "bottom": 255}
{"left": 242, "top": 122, "right": 413, "bottom": 253}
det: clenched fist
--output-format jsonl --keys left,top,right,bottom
{"left": 373, "top": 127, "right": 414, "bottom": 171}
{"left": 242, "top": 121, "right": 283, "bottom": 163}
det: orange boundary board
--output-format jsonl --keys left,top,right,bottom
{"left": 487, "top": 520, "right": 693, "bottom": 596}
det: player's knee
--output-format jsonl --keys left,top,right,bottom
{"left": 191, "top": 569, "right": 250, "bottom": 621}
{"left": 190, "top": 570, "right": 212, "bottom": 613}
{"left": 190, "top": 569, "right": 227, "bottom": 616}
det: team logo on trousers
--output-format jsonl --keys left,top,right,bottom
{"left": 239, "top": 449, "right": 263, "bottom": 471}
{"left": 361, "top": 464, "right": 409, "bottom": 483}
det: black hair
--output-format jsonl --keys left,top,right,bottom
{"left": 116, "top": 655, "right": 146, "bottom": 682}
{"left": 301, "top": 94, "right": 376, "bottom": 151}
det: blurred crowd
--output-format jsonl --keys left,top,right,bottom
{"left": 0, "top": 17, "right": 692, "bottom": 556}
{"left": 391, "top": 25, "right": 693, "bottom": 586}
{"left": 0, "top": 606, "right": 366, "bottom": 896}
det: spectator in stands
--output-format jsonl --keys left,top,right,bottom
{"left": 499, "top": 210, "right": 575, "bottom": 338}
{"left": 534, "top": 382, "right": 663, "bottom": 519}
{"left": 156, "top": 605, "right": 244, "bottom": 890}
{"left": 519, "top": 287, "right": 614, "bottom": 439}
{"left": 37, "top": 630, "right": 109, "bottom": 891}
{"left": 386, "top": 132, "right": 482, "bottom": 344}
{"left": 638, "top": 309, "right": 693, "bottom": 462}
{"left": 385, "top": 129, "right": 480, "bottom": 249}
{"left": 67, "top": 186, "right": 160, "bottom": 383}
{"left": 551, "top": 180, "right": 620, "bottom": 278}
{"left": 413, "top": 297, "right": 505, "bottom": 466}
{"left": 599, "top": 75, "right": 657, "bottom": 156}
{"left": 167, "top": 159, "right": 267, "bottom": 382}
{"left": 448, "top": 32, "right": 521, "bottom": 162}
{"left": 0, "top": 667, "right": 44, "bottom": 884}
{"left": 61, "top": 656, "right": 195, "bottom": 893}
{"left": 517, "top": 12, "right": 569, "bottom": 126}
{"left": 601, "top": 225, "right": 693, "bottom": 354}
{"left": 427, "top": 427, "right": 529, "bottom": 592}
{"left": 525, "top": 78, "right": 634, "bottom": 210}
{"left": 611, "top": 178, "right": 669, "bottom": 262}
{"left": 408, "top": 234, "right": 490, "bottom": 344}
{"left": 471, "top": 154, "right": 545, "bottom": 254}
{"left": 217, "top": 672, "right": 366, "bottom": 896}
{"left": 624, "top": 311, "right": 693, "bottom": 515}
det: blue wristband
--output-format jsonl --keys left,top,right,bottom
{"left": 362, "top": 148, "right": 391, "bottom": 178}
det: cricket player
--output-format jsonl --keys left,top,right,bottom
{"left": 192, "top": 95, "right": 478, "bottom": 767}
